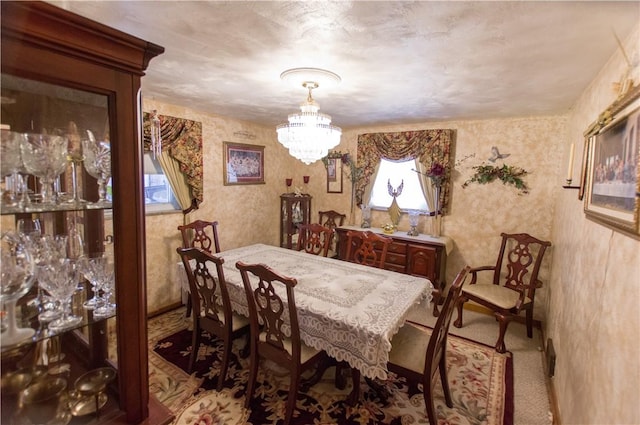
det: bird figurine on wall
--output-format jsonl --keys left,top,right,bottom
{"left": 488, "top": 146, "right": 510, "bottom": 162}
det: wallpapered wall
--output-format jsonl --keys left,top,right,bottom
{"left": 547, "top": 25, "right": 639, "bottom": 424}
{"left": 142, "top": 100, "right": 561, "bottom": 317}
{"left": 143, "top": 24, "right": 639, "bottom": 424}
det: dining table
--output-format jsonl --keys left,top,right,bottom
{"left": 177, "top": 243, "right": 433, "bottom": 384}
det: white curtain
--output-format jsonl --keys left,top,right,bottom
{"left": 361, "top": 161, "right": 381, "bottom": 207}
{"left": 415, "top": 159, "right": 436, "bottom": 212}
{"left": 157, "top": 151, "right": 192, "bottom": 213}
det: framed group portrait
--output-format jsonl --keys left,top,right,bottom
{"left": 223, "top": 142, "right": 265, "bottom": 185}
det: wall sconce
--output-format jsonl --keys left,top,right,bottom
{"left": 303, "top": 176, "right": 310, "bottom": 184}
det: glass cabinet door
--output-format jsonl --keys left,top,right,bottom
{"left": 1, "top": 74, "right": 118, "bottom": 423}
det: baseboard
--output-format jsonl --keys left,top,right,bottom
{"left": 148, "top": 302, "right": 183, "bottom": 319}
{"left": 540, "top": 329, "right": 562, "bottom": 425}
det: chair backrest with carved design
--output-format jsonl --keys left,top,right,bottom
{"left": 177, "top": 247, "right": 230, "bottom": 326}
{"left": 318, "top": 210, "right": 346, "bottom": 230}
{"left": 178, "top": 220, "right": 221, "bottom": 254}
{"left": 296, "top": 223, "right": 333, "bottom": 257}
{"left": 494, "top": 232, "right": 551, "bottom": 301}
{"left": 236, "top": 261, "right": 301, "bottom": 363}
{"left": 345, "top": 230, "right": 392, "bottom": 269}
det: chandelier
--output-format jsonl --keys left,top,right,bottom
{"left": 276, "top": 68, "right": 342, "bottom": 165}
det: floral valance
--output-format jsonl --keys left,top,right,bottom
{"left": 356, "top": 129, "right": 454, "bottom": 213}
{"left": 142, "top": 112, "right": 203, "bottom": 203}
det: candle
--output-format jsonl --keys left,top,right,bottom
{"left": 567, "top": 143, "right": 575, "bottom": 181}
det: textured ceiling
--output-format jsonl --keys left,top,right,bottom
{"left": 49, "top": 1, "right": 639, "bottom": 129}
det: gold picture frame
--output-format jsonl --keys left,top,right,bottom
{"left": 583, "top": 85, "right": 640, "bottom": 237}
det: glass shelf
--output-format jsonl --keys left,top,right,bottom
{"left": 0, "top": 282, "right": 115, "bottom": 354}
{"left": 1, "top": 201, "right": 112, "bottom": 215}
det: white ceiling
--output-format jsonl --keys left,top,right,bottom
{"left": 49, "top": 1, "right": 639, "bottom": 130}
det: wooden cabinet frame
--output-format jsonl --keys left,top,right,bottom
{"left": 1, "top": 2, "right": 167, "bottom": 423}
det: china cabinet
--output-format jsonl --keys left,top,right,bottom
{"left": 1, "top": 2, "right": 168, "bottom": 424}
{"left": 335, "top": 226, "right": 450, "bottom": 316}
{"left": 280, "top": 193, "right": 311, "bottom": 249}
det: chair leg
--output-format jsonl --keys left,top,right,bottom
{"left": 438, "top": 356, "right": 453, "bottom": 408}
{"left": 526, "top": 306, "right": 534, "bottom": 338}
{"left": 245, "top": 349, "right": 259, "bottom": 408}
{"left": 188, "top": 325, "right": 201, "bottom": 372}
{"left": 431, "top": 288, "right": 441, "bottom": 317}
{"left": 185, "top": 295, "right": 192, "bottom": 318}
{"left": 494, "top": 313, "right": 511, "bottom": 353}
{"left": 423, "top": 370, "right": 438, "bottom": 425}
{"left": 453, "top": 296, "right": 466, "bottom": 329}
{"left": 217, "top": 336, "right": 231, "bottom": 391}
{"left": 284, "top": 371, "right": 300, "bottom": 425}
{"left": 347, "top": 368, "right": 360, "bottom": 406}
{"left": 334, "top": 361, "right": 346, "bottom": 389}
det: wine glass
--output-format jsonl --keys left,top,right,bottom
{"left": 65, "top": 132, "right": 87, "bottom": 204}
{"left": 17, "top": 218, "right": 42, "bottom": 237}
{"left": 37, "top": 259, "right": 83, "bottom": 333}
{"left": 23, "top": 233, "right": 66, "bottom": 323}
{"left": 78, "top": 256, "right": 107, "bottom": 310}
{"left": 0, "top": 231, "right": 36, "bottom": 347}
{"left": 93, "top": 265, "right": 115, "bottom": 318}
{"left": 82, "top": 139, "right": 111, "bottom": 204}
{"left": 0, "top": 130, "right": 26, "bottom": 208}
{"left": 20, "top": 133, "right": 68, "bottom": 205}
{"left": 65, "top": 215, "right": 85, "bottom": 261}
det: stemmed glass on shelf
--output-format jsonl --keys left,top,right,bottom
{"left": 78, "top": 255, "right": 114, "bottom": 317}
{"left": 78, "top": 256, "right": 103, "bottom": 310}
{"left": 0, "top": 231, "right": 36, "bottom": 347}
{"left": 65, "top": 123, "right": 87, "bottom": 205}
{"left": 82, "top": 135, "right": 111, "bottom": 204}
{"left": 1, "top": 131, "right": 28, "bottom": 208}
{"left": 20, "top": 133, "right": 68, "bottom": 206}
{"left": 36, "top": 258, "right": 83, "bottom": 333}
{"left": 26, "top": 233, "right": 68, "bottom": 323}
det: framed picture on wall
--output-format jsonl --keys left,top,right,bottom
{"left": 583, "top": 86, "right": 639, "bottom": 237}
{"left": 326, "top": 155, "right": 343, "bottom": 193}
{"left": 223, "top": 142, "right": 265, "bottom": 185}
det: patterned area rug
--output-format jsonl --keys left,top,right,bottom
{"left": 150, "top": 315, "right": 513, "bottom": 425}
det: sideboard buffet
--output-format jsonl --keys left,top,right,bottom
{"left": 335, "top": 226, "right": 453, "bottom": 316}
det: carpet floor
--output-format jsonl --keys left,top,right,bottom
{"left": 148, "top": 308, "right": 513, "bottom": 425}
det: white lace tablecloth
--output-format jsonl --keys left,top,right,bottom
{"left": 177, "top": 243, "right": 432, "bottom": 380}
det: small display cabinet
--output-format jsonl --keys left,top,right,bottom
{"left": 1, "top": 2, "right": 170, "bottom": 424}
{"left": 280, "top": 193, "right": 311, "bottom": 249}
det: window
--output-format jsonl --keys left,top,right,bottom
{"left": 143, "top": 153, "right": 180, "bottom": 213}
{"left": 368, "top": 158, "right": 429, "bottom": 211}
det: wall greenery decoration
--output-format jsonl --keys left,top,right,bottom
{"left": 462, "top": 163, "right": 530, "bottom": 194}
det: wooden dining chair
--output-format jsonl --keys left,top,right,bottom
{"left": 318, "top": 210, "right": 346, "bottom": 257}
{"left": 296, "top": 223, "right": 333, "bottom": 257}
{"left": 178, "top": 219, "right": 221, "bottom": 254}
{"left": 345, "top": 230, "right": 392, "bottom": 268}
{"left": 178, "top": 220, "right": 221, "bottom": 317}
{"left": 454, "top": 232, "right": 551, "bottom": 353}
{"left": 177, "top": 247, "right": 249, "bottom": 390}
{"left": 388, "top": 265, "right": 471, "bottom": 425}
{"left": 318, "top": 210, "right": 346, "bottom": 230}
{"left": 236, "top": 261, "right": 327, "bottom": 425}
